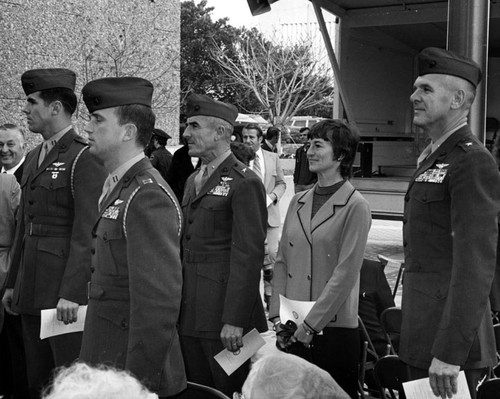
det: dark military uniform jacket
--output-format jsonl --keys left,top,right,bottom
{"left": 400, "top": 125, "right": 500, "bottom": 369}
{"left": 6, "top": 129, "right": 105, "bottom": 314}
{"left": 79, "top": 157, "right": 186, "bottom": 397}
{"left": 150, "top": 146, "right": 173, "bottom": 181}
{"left": 179, "top": 153, "right": 268, "bottom": 339}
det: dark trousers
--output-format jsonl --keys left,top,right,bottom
{"left": 180, "top": 335, "right": 249, "bottom": 397}
{"left": 0, "top": 311, "right": 30, "bottom": 399}
{"left": 289, "top": 327, "right": 360, "bottom": 399}
{"left": 310, "top": 327, "right": 360, "bottom": 399}
{"left": 407, "top": 364, "right": 485, "bottom": 399}
{"left": 21, "top": 314, "right": 82, "bottom": 399}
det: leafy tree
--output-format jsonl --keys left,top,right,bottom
{"left": 180, "top": 0, "right": 262, "bottom": 114}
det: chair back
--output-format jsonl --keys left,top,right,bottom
{"left": 380, "top": 307, "right": 402, "bottom": 355}
{"left": 478, "top": 378, "right": 500, "bottom": 399}
{"left": 373, "top": 355, "right": 409, "bottom": 399}
{"left": 177, "top": 381, "right": 230, "bottom": 399}
{"left": 358, "top": 316, "right": 380, "bottom": 398}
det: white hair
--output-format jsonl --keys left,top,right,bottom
{"left": 241, "top": 353, "right": 350, "bottom": 399}
{"left": 42, "top": 363, "right": 158, "bottom": 399}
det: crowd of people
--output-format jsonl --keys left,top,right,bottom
{"left": 0, "top": 45, "right": 499, "bottom": 399}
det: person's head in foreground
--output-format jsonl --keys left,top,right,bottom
{"left": 42, "top": 362, "right": 157, "bottom": 399}
{"left": 236, "top": 353, "right": 350, "bottom": 399}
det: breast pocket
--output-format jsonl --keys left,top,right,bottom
{"left": 411, "top": 182, "right": 449, "bottom": 234}
{"left": 197, "top": 198, "right": 231, "bottom": 238}
{"left": 95, "top": 219, "right": 125, "bottom": 276}
{"left": 38, "top": 170, "right": 71, "bottom": 216}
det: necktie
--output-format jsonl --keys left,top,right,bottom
{"left": 98, "top": 177, "right": 112, "bottom": 211}
{"left": 38, "top": 142, "right": 49, "bottom": 167}
{"left": 417, "top": 144, "right": 433, "bottom": 167}
{"left": 195, "top": 164, "right": 208, "bottom": 195}
{"left": 253, "top": 154, "right": 263, "bottom": 181}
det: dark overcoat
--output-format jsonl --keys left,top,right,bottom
{"left": 79, "top": 158, "right": 186, "bottom": 397}
{"left": 400, "top": 125, "right": 500, "bottom": 369}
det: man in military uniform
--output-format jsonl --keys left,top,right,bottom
{"left": 400, "top": 48, "right": 500, "bottom": 399}
{"left": 179, "top": 94, "right": 268, "bottom": 396}
{"left": 2, "top": 68, "right": 106, "bottom": 399}
{"left": 149, "top": 128, "right": 173, "bottom": 180}
{"left": 79, "top": 77, "right": 186, "bottom": 398}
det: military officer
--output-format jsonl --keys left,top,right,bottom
{"left": 2, "top": 68, "right": 106, "bottom": 399}
{"left": 79, "top": 77, "right": 186, "bottom": 398}
{"left": 400, "top": 48, "right": 500, "bottom": 399}
{"left": 179, "top": 94, "right": 268, "bottom": 396}
{"left": 149, "top": 128, "right": 173, "bottom": 180}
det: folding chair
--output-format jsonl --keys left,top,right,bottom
{"left": 377, "top": 255, "right": 405, "bottom": 299}
{"left": 373, "top": 355, "right": 409, "bottom": 399}
{"left": 489, "top": 323, "right": 500, "bottom": 378}
{"left": 177, "top": 381, "right": 230, "bottom": 399}
{"left": 380, "top": 307, "right": 402, "bottom": 355}
{"left": 478, "top": 378, "right": 500, "bottom": 399}
{"left": 358, "top": 315, "right": 382, "bottom": 398}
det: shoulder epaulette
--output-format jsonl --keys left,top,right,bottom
{"left": 122, "top": 172, "right": 182, "bottom": 238}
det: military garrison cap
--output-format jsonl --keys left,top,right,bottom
{"left": 82, "top": 77, "right": 153, "bottom": 113}
{"left": 153, "top": 128, "right": 171, "bottom": 140}
{"left": 21, "top": 68, "right": 76, "bottom": 95}
{"left": 417, "top": 47, "right": 482, "bottom": 87}
{"left": 186, "top": 93, "right": 238, "bottom": 126}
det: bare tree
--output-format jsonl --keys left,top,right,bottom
{"left": 212, "top": 34, "right": 334, "bottom": 127}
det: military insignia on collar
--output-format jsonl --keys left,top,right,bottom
{"left": 53, "top": 162, "right": 64, "bottom": 167}
{"left": 242, "top": 168, "right": 247, "bottom": 173}
{"left": 113, "top": 199, "right": 124, "bottom": 205}
{"left": 102, "top": 206, "right": 120, "bottom": 219}
{"left": 208, "top": 179, "right": 231, "bottom": 196}
{"left": 436, "top": 163, "right": 449, "bottom": 169}
{"left": 465, "top": 142, "right": 473, "bottom": 146}
{"left": 142, "top": 178, "right": 153, "bottom": 184}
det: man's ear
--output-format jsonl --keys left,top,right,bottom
{"left": 123, "top": 123, "right": 138, "bottom": 142}
{"left": 451, "top": 89, "right": 466, "bottom": 109}
{"left": 50, "top": 100, "right": 63, "bottom": 116}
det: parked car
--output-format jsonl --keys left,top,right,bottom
{"left": 282, "top": 116, "right": 326, "bottom": 143}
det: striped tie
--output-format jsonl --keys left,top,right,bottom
{"left": 253, "top": 153, "right": 262, "bottom": 181}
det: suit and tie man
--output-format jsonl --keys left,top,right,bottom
{"left": 242, "top": 123, "right": 286, "bottom": 308}
{"left": 79, "top": 77, "right": 186, "bottom": 398}
{"left": 2, "top": 68, "right": 106, "bottom": 399}
{"left": 400, "top": 48, "right": 500, "bottom": 399}
{"left": 261, "top": 126, "right": 279, "bottom": 153}
{"left": 0, "top": 124, "right": 26, "bottom": 181}
{"left": 0, "top": 123, "right": 30, "bottom": 399}
{"left": 179, "top": 94, "right": 268, "bottom": 396}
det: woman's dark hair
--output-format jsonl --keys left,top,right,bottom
{"left": 309, "top": 119, "right": 359, "bottom": 179}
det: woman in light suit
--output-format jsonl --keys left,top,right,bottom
{"left": 269, "top": 119, "right": 371, "bottom": 398}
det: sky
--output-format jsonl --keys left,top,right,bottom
{"left": 196, "top": 0, "right": 337, "bottom": 32}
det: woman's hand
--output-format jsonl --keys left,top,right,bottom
{"left": 291, "top": 323, "right": 314, "bottom": 348}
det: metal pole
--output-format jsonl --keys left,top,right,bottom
{"left": 312, "top": 1, "right": 357, "bottom": 130}
{"left": 447, "top": 0, "right": 489, "bottom": 142}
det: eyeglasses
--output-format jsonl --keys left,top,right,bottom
{"left": 233, "top": 392, "right": 246, "bottom": 399}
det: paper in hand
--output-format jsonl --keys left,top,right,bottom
{"left": 40, "top": 305, "right": 87, "bottom": 340}
{"left": 214, "top": 328, "right": 265, "bottom": 376}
